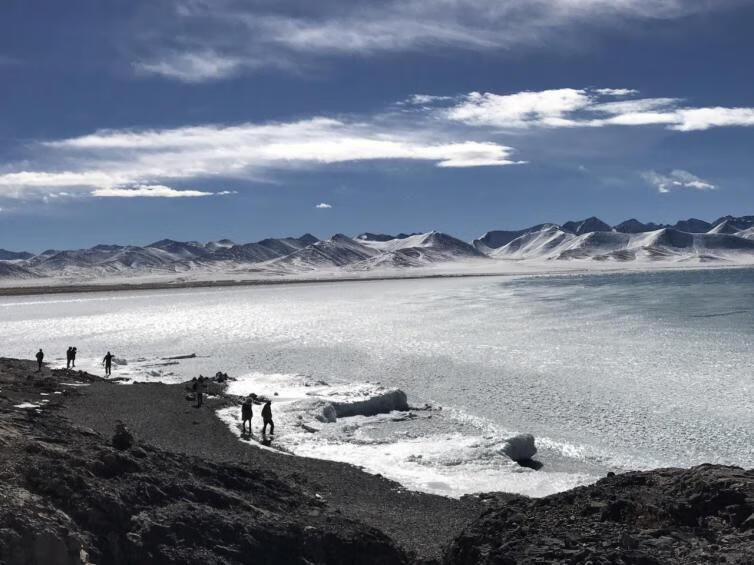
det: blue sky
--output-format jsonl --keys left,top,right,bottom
{"left": 2, "top": 0, "right": 754, "bottom": 251}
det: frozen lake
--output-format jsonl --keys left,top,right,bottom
{"left": 1, "top": 269, "right": 752, "bottom": 497}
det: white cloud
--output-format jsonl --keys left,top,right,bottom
{"left": 0, "top": 116, "right": 520, "bottom": 198}
{"left": 670, "top": 107, "right": 754, "bottom": 131}
{"left": 132, "top": 0, "right": 738, "bottom": 81}
{"left": 592, "top": 88, "right": 639, "bottom": 96}
{"left": 315, "top": 202, "right": 332, "bottom": 209}
{"left": 133, "top": 50, "right": 244, "bottom": 83}
{"left": 401, "top": 94, "right": 454, "bottom": 106}
{"left": 445, "top": 88, "right": 754, "bottom": 131}
{"left": 91, "top": 184, "right": 214, "bottom": 198}
{"left": 642, "top": 170, "right": 717, "bottom": 193}
{"left": 446, "top": 89, "right": 592, "bottom": 128}
{"left": 590, "top": 97, "right": 679, "bottom": 115}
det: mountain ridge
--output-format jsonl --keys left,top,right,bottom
{"left": 3, "top": 214, "right": 754, "bottom": 281}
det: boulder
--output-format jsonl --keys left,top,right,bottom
{"left": 317, "top": 402, "right": 337, "bottom": 423}
{"left": 502, "top": 433, "right": 537, "bottom": 462}
{"left": 112, "top": 423, "right": 134, "bottom": 451}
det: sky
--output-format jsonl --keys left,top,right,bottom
{"left": 2, "top": 0, "right": 754, "bottom": 252}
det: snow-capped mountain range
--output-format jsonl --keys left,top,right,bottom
{"left": 2, "top": 215, "right": 754, "bottom": 282}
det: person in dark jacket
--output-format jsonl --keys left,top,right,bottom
{"left": 36, "top": 349, "right": 44, "bottom": 372}
{"left": 66, "top": 347, "right": 73, "bottom": 369}
{"left": 70, "top": 346, "right": 77, "bottom": 368}
{"left": 241, "top": 396, "right": 253, "bottom": 434}
{"left": 261, "top": 401, "right": 274, "bottom": 435}
{"left": 195, "top": 375, "right": 208, "bottom": 408}
{"left": 103, "top": 351, "right": 114, "bottom": 376}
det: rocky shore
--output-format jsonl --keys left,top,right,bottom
{"left": 1, "top": 357, "right": 752, "bottom": 564}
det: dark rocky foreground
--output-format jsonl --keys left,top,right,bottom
{"left": 448, "top": 465, "right": 754, "bottom": 564}
{"left": 1, "top": 358, "right": 752, "bottom": 564}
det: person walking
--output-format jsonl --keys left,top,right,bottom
{"left": 241, "top": 396, "right": 254, "bottom": 434}
{"left": 70, "top": 347, "right": 77, "bottom": 368}
{"left": 35, "top": 349, "right": 44, "bottom": 372}
{"left": 66, "top": 347, "right": 72, "bottom": 369}
{"left": 102, "top": 351, "right": 114, "bottom": 376}
{"left": 261, "top": 401, "right": 274, "bottom": 436}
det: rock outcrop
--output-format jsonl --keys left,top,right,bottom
{"left": 446, "top": 465, "right": 754, "bottom": 564}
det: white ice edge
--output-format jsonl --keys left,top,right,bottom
{"left": 216, "top": 371, "right": 596, "bottom": 498}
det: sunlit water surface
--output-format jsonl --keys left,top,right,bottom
{"left": 1, "top": 269, "right": 752, "bottom": 497}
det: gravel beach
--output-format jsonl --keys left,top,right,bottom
{"left": 61, "top": 376, "right": 484, "bottom": 562}
{"left": 3, "top": 358, "right": 752, "bottom": 565}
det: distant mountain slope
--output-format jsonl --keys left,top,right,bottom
{"left": 707, "top": 220, "right": 740, "bottom": 234}
{"left": 0, "top": 249, "right": 34, "bottom": 261}
{"left": 712, "top": 215, "right": 754, "bottom": 231}
{"left": 490, "top": 225, "right": 754, "bottom": 262}
{"left": 472, "top": 224, "right": 553, "bottom": 253}
{"left": 672, "top": 218, "right": 712, "bottom": 233}
{"left": 217, "top": 235, "right": 317, "bottom": 263}
{"left": 355, "top": 232, "right": 421, "bottom": 243}
{"left": 270, "top": 234, "right": 378, "bottom": 270}
{"left": 561, "top": 217, "right": 612, "bottom": 235}
{"left": 613, "top": 219, "right": 664, "bottom": 234}
{"left": 0, "top": 262, "right": 38, "bottom": 279}
{"left": 3, "top": 213, "right": 754, "bottom": 282}
{"left": 353, "top": 231, "right": 486, "bottom": 269}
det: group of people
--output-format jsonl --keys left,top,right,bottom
{"left": 34, "top": 348, "right": 277, "bottom": 439}
{"left": 242, "top": 394, "right": 274, "bottom": 436}
{"left": 189, "top": 377, "right": 274, "bottom": 436}
{"left": 33, "top": 347, "right": 115, "bottom": 376}
{"left": 66, "top": 346, "right": 78, "bottom": 368}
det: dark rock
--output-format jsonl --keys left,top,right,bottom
{"left": 111, "top": 423, "right": 134, "bottom": 450}
{"left": 501, "top": 434, "right": 537, "bottom": 462}
{"left": 444, "top": 465, "right": 754, "bottom": 564}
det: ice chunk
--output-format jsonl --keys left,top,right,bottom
{"left": 331, "top": 389, "right": 408, "bottom": 417}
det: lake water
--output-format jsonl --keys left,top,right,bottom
{"left": 1, "top": 268, "right": 752, "bottom": 497}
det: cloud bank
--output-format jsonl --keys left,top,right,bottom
{"left": 91, "top": 184, "right": 215, "bottom": 198}
{"left": 2, "top": 86, "right": 752, "bottom": 200}
{"left": 133, "top": 0, "right": 738, "bottom": 82}
{"left": 442, "top": 88, "right": 754, "bottom": 131}
{"left": 0, "top": 116, "right": 520, "bottom": 199}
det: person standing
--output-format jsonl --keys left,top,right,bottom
{"left": 261, "top": 401, "right": 274, "bottom": 436}
{"left": 70, "top": 347, "right": 77, "bottom": 368}
{"left": 102, "top": 351, "right": 114, "bottom": 376}
{"left": 195, "top": 375, "right": 206, "bottom": 408}
{"left": 66, "top": 347, "right": 72, "bottom": 369}
{"left": 35, "top": 349, "right": 44, "bottom": 372}
{"left": 241, "top": 396, "right": 253, "bottom": 434}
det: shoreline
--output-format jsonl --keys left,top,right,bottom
{"left": 2, "top": 260, "right": 753, "bottom": 297}
{"left": 2, "top": 357, "right": 752, "bottom": 564}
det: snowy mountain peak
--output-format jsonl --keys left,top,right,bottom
{"left": 561, "top": 217, "right": 612, "bottom": 235}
